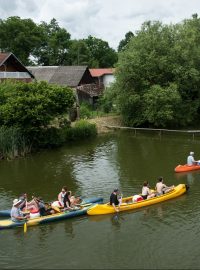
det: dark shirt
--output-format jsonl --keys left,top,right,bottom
{"left": 63, "top": 193, "right": 71, "bottom": 208}
{"left": 110, "top": 193, "right": 119, "bottom": 206}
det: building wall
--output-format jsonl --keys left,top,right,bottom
{"left": 103, "top": 74, "right": 115, "bottom": 87}
{"left": 0, "top": 78, "right": 32, "bottom": 83}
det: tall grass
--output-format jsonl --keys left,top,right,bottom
{"left": 0, "top": 127, "right": 30, "bottom": 159}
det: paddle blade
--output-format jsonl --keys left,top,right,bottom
{"left": 24, "top": 222, "right": 27, "bottom": 233}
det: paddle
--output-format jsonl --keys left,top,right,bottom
{"left": 24, "top": 221, "right": 27, "bottom": 233}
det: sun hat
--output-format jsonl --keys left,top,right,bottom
{"left": 13, "top": 199, "right": 22, "bottom": 206}
{"left": 190, "top": 152, "right": 194, "bottom": 155}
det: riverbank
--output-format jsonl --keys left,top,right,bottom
{"left": 88, "top": 115, "right": 123, "bottom": 133}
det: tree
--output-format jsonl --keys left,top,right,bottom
{"left": 143, "top": 84, "right": 182, "bottom": 127}
{"left": 68, "top": 40, "right": 90, "bottom": 65}
{"left": 118, "top": 31, "right": 134, "bottom": 52}
{"left": 0, "top": 16, "right": 42, "bottom": 65}
{"left": 84, "top": 35, "right": 118, "bottom": 67}
{"left": 33, "top": 18, "right": 71, "bottom": 65}
{"left": 113, "top": 16, "right": 200, "bottom": 128}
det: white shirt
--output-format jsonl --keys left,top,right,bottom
{"left": 156, "top": 182, "right": 166, "bottom": 194}
{"left": 142, "top": 186, "right": 150, "bottom": 196}
{"left": 187, "top": 155, "right": 194, "bottom": 166}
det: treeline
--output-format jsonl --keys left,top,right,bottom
{"left": 0, "top": 81, "right": 97, "bottom": 159}
{"left": 109, "top": 14, "right": 200, "bottom": 128}
{"left": 0, "top": 16, "right": 118, "bottom": 67}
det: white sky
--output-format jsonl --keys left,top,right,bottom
{"left": 0, "top": 0, "right": 200, "bottom": 49}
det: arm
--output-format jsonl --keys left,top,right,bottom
{"left": 112, "top": 203, "right": 119, "bottom": 212}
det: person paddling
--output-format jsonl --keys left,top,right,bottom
{"left": 155, "top": 177, "right": 174, "bottom": 195}
{"left": 187, "top": 152, "right": 199, "bottom": 166}
{"left": 110, "top": 189, "right": 122, "bottom": 212}
{"left": 11, "top": 199, "right": 29, "bottom": 222}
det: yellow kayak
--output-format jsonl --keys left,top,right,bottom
{"left": 87, "top": 184, "right": 188, "bottom": 215}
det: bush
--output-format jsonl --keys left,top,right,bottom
{"left": 79, "top": 103, "right": 93, "bottom": 119}
{"left": 65, "top": 120, "right": 97, "bottom": 141}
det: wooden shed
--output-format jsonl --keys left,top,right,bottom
{"left": 0, "top": 52, "right": 34, "bottom": 82}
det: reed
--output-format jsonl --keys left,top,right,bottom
{"left": 0, "top": 127, "right": 30, "bottom": 160}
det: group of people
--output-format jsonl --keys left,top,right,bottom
{"left": 10, "top": 187, "right": 82, "bottom": 222}
{"left": 110, "top": 177, "right": 174, "bottom": 212}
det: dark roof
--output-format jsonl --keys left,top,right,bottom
{"left": 0, "top": 53, "right": 11, "bottom": 65}
{"left": 27, "top": 66, "right": 58, "bottom": 82}
{"left": 27, "top": 66, "right": 89, "bottom": 87}
{"left": 0, "top": 52, "right": 35, "bottom": 78}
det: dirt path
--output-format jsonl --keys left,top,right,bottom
{"left": 88, "top": 115, "right": 123, "bottom": 133}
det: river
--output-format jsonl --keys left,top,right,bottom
{"left": 0, "top": 130, "right": 200, "bottom": 269}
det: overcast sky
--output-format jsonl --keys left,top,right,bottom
{"left": 0, "top": 0, "right": 200, "bottom": 49}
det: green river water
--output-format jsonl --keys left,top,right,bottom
{"left": 1, "top": 130, "right": 200, "bottom": 269}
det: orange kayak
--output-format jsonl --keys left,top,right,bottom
{"left": 175, "top": 164, "right": 200, "bottom": 173}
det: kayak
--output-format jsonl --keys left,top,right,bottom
{"left": 0, "top": 197, "right": 102, "bottom": 217}
{"left": 175, "top": 164, "right": 200, "bottom": 173}
{"left": 0, "top": 197, "right": 103, "bottom": 229}
{"left": 87, "top": 184, "right": 188, "bottom": 215}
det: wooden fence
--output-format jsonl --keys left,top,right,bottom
{"left": 103, "top": 125, "right": 200, "bottom": 139}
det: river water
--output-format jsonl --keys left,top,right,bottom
{"left": 1, "top": 131, "right": 200, "bottom": 269}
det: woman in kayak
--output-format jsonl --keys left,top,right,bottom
{"left": 63, "top": 191, "right": 82, "bottom": 210}
{"left": 58, "top": 186, "right": 67, "bottom": 207}
{"left": 141, "top": 181, "right": 156, "bottom": 200}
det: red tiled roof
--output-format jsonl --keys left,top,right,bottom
{"left": 89, "top": 68, "right": 115, "bottom": 77}
{"left": 0, "top": 52, "right": 11, "bottom": 66}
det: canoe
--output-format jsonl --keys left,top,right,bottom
{"left": 87, "top": 184, "right": 188, "bottom": 215}
{"left": 175, "top": 164, "right": 200, "bottom": 173}
{"left": 0, "top": 197, "right": 103, "bottom": 229}
{"left": 0, "top": 197, "right": 102, "bottom": 217}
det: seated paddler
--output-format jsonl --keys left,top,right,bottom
{"left": 11, "top": 199, "right": 29, "bottom": 222}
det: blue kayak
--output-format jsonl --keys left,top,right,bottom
{"left": 0, "top": 197, "right": 102, "bottom": 217}
{"left": 0, "top": 197, "right": 103, "bottom": 230}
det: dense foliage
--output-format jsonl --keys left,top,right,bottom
{"left": 0, "top": 17, "right": 117, "bottom": 67}
{"left": 0, "top": 81, "right": 75, "bottom": 132}
{"left": 0, "top": 81, "right": 99, "bottom": 159}
{"left": 113, "top": 14, "right": 200, "bottom": 128}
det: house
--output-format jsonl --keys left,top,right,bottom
{"left": 28, "top": 66, "right": 103, "bottom": 106}
{"left": 0, "top": 52, "right": 34, "bottom": 82}
{"left": 89, "top": 68, "right": 115, "bottom": 88}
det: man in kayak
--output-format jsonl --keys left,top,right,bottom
{"left": 187, "top": 152, "right": 199, "bottom": 166}
{"left": 155, "top": 177, "right": 174, "bottom": 195}
{"left": 110, "top": 189, "right": 122, "bottom": 212}
{"left": 11, "top": 199, "right": 29, "bottom": 222}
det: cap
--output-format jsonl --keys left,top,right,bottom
{"left": 190, "top": 152, "right": 194, "bottom": 155}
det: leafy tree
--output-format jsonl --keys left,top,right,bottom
{"left": 143, "top": 84, "right": 182, "bottom": 127}
{"left": 84, "top": 35, "right": 118, "bottom": 67}
{"left": 0, "top": 16, "right": 42, "bottom": 65}
{"left": 118, "top": 31, "right": 134, "bottom": 52}
{"left": 33, "top": 18, "right": 71, "bottom": 65}
{"left": 68, "top": 40, "right": 90, "bottom": 65}
{"left": 114, "top": 16, "right": 200, "bottom": 128}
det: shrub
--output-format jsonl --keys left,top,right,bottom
{"left": 79, "top": 103, "right": 93, "bottom": 119}
{"left": 65, "top": 120, "right": 97, "bottom": 141}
